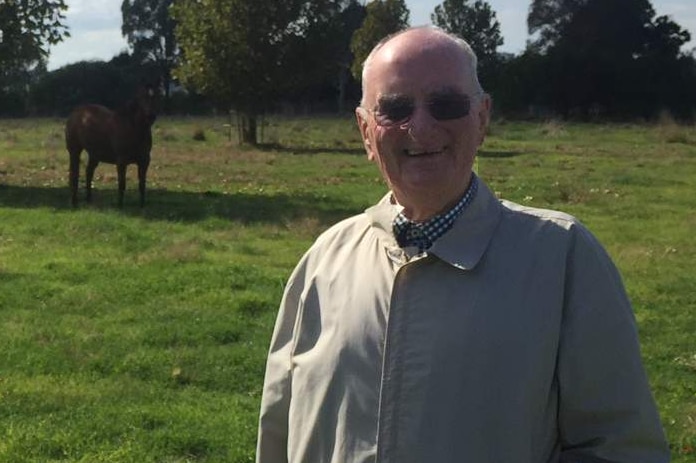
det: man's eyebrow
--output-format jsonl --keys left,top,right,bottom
{"left": 376, "top": 88, "right": 469, "bottom": 104}
{"left": 376, "top": 93, "right": 411, "bottom": 105}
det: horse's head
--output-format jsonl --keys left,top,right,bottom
{"left": 135, "top": 83, "right": 160, "bottom": 126}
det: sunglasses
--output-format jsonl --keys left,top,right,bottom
{"left": 369, "top": 91, "right": 477, "bottom": 127}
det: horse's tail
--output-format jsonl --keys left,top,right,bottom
{"left": 65, "top": 109, "right": 84, "bottom": 207}
{"left": 65, "top": 110, "right": 82, "bottom": 159}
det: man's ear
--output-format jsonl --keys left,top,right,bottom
{"left": 355, "top": 108, "right": 375, "bottom": 161}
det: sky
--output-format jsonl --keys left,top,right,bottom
{"left": 47, "top": 0, "right": 696, "bottom": 71}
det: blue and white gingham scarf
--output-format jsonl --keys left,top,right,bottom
{"left": 393, "top": 174, "right": 479, "bottom": 252}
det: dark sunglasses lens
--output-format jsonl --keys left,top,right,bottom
{"left": 429, "top": 95, "right": 471, "bottom": 120}
{"left": 376, "top": 100, "right": 414, "bottom": 125}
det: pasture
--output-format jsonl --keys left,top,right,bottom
{"left": 1, "top": 115, "right": 695, "bottom": 462}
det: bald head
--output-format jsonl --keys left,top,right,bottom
{"left": 353, "top": 25, "right": 492, "bottom": 221}
{"left": 360, "top": 26, "right": 483, "bottom": 108}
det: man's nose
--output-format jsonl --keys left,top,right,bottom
{"left": 400, "top": 104, "right": 437, "bottom": 139}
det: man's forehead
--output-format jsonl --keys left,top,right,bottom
{"left": 365, "top": 36, "right": 471, "bottom": 94}
{"left": 377, "top": 30, "right": 464, "bottom": 64}
{"left": 367, "top": 63, "right": 471, "bottom": 103}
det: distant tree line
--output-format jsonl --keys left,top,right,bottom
{"left": 1, "top": 0, "right": 694, "bottom": 143}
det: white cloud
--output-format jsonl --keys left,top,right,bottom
{"left": 47, "top": 28, "right": 128, "bottom": 70}
{"left": 47, "top": 0, "right": 128, "bottom": 70}
{"left": 494, "top": 5, "right": 529, "bottom": 54}
{"left": 64, "top": 0, "right": 121, "bottom": 23}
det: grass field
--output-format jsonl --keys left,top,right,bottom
{"left": 1, "top": 115, "right": 695, "bottom": 462}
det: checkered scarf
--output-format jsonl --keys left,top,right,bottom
{"left": 393, "top": 174, "right": 479, "bottom": 252}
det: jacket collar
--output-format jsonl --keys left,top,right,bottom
{"left": 365, "top": 179, "right": 502, "bottom": 271}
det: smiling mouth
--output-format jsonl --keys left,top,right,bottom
{"left": 403, "top": 148, "right": 444, "bottom": 157}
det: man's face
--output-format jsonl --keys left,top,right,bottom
{"left": 357, "top": 30, "right": 490, "bottom": 220}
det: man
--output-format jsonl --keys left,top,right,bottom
{"left": 255, "top": 26, "right": 669, "bottom": 463}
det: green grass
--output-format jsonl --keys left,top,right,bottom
{"left": 1, "top": 116, "right": 695, "bottom": 461}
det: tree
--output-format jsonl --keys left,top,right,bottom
{"left": 350, "top": 0, "right": 410, "bottom": 80}
{"left": 171, "top": 0, "right": 351, "bottom": 144}
{"left": 528, "top": 0, "right": 691, "bottom": 61}
{"left": 0, "top": 0, "right": 69, "bottom": 114}
{"left": 121, "top": 0, "right": 178, "bottom": 106}
{"left": 335, "top": 0, "right": 366, "bottom": 111}
{"left": 431, "top": 0, "right": 503, "bottom": 91}
{"left": 29, "top": 54, "right": 155, "bottom": 116}
{"left": 640, "top": 16, "right": 694, "bottom": 119}
{"left": 645, "top": 14, "right": 692, "bottom": 58}
{"left": 527, "top": 0, "right": 584, "bottom": 53}
{"left": 526, "top": 0, "right": 694, "bottom": 118}
{"left": 431, "top": 0, "right": 502, "bottom": 65}
{"left": 281, "top": 0, "right": 365, "bottom": 112}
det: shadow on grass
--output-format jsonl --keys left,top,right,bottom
{"left": 0, "top": 270, "right": 22, "bottom": 282}
{"left": 257, "top": 142, "right": 365, "bottom": 156}
{"left": 478, "top": 150, "right": 525, "bottom": 158}
{"left": 257, "top": 144, "right": 522, "bottom": 158}
{"left": 0, "top": 184, "right": 362, "bottom": 225}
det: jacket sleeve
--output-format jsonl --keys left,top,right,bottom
{"left": 557, "top": 225, "right": 670, "bottom": 463}
{"left": 255, "top": 257, "right": 308, "bottom": 463}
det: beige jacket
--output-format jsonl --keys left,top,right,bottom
{"left": 256, "top": 179, "right": 669, "bottom": 463}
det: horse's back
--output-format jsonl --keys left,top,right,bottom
{"left": 65, "top": 84, "right": 158, "bottom": 168}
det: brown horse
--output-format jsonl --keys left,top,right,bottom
{"left": 65, "top": 84, "right": 158, "bottom": 207}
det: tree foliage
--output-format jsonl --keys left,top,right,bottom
{"left": 0, "top": 0, "right": 69, "bottom": 113}
{"left": 121, "top": 0, "right": 178, "bottom": 102}
{"left": 0, "top": 0, "right": 69, "bottom": 66}
{"left": 431, "top": 0, "right": 502, "bottom": 65}
{"left": 29, "top": 59, "right": 134, "bottom": 116}
{"left": 527, "top": 0, "right": 583, "bottom": 53}
{"left": 171, "top": 0, "right": 354, "bottom": 144}
{"left": 528, "top": 0, "right": 690, "bottom": 58}
{"left": 28, "top": 53, "right": 167, "bottom": 117}
{"left": 282, "top": 0, "right": 364, "bottom": 104}
{"left": 6, "top": 0, "right": 695, "bottom": 121}
{"left": 29, "top": 53, "right": 211, "bottom": 117}
{"left": 349, "top": 0, "right": 410, "bottom": 80}
{"left": 524, "top": 0, "right": 694, "bottom": 118}
{"left": 328, "top": 0, "right": 366, "bottom": 112}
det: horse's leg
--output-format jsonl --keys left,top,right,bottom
{"left": 137, "top": 159, "right": 150, "bottom": 207}
{"left": 68, "top": 150, "right": 81, "bottom": 207}
{"left": 117, "top": 163, "right": 127, "bottom": 207}
{"left": 85, "top": 156, "right": 99, "bottom": 204}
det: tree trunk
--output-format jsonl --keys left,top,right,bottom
{"left": 337, "top": 66, "right": 348, "bottom": 114}
{"left": 239, "top": 112, "right": 258, "bottom": 145}
{"left": 242, "top": 114, "right": 258, "bottom": 146}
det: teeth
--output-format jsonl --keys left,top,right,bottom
{"left": 403, "top": 149, "right": 441, "bottom": 156}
